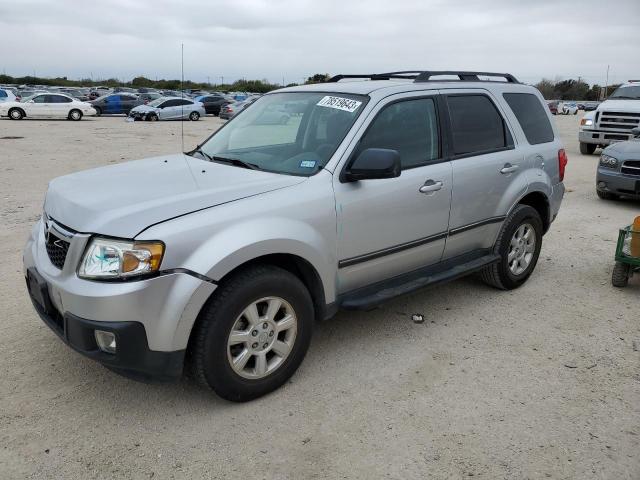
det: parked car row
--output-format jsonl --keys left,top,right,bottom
{"left": 0, "top": 83, "right": 266, "bottom": 121}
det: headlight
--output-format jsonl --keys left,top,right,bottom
{"left": 599, "top": 154, "right": 618, "bottom": 169}
{"left": 580, "top": 118, "right": 593, "bottom": 127}
{"left": 78, "top": 237, "right": 164, "bottom": 279}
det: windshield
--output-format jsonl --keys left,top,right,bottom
{"left": 199, "top": 92, "right": 367, "bottom": 176}
{"left": 609, "top": 85, "right": 640, "bottom": 100}
{"left": 147, "top": 98, "right": 166, "bottom": 107}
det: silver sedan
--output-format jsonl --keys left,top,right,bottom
{"left": 127, "top": 97, "right": 206, "bottom": 121}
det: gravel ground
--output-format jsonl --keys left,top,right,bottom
{"left": 0, "top": 114, "right": 638, "bottom": 480}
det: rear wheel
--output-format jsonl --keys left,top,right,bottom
{"left": 596, "top": 189, "right": 617, "bottom": 200}
{"left": 68, "top": 109, "right": 82, "bottom": 121}
{"left": 188, "top": 265, "right": 314, "bottom": 402}
{"left": 9, "top": 108, "right": 24, "bottom": 120}
{"left": 480, "top": 205, "right": 543, "bottom": 290}
{"left": 580, "top": 142, "right": 597, "bottom": 155}
{"left": 612, "top": 262, "right": 630, "bottom": 288}
{"left": 189, "top": 111, "right": 200, "bottom": 121}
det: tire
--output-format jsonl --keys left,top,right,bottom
{"left": 612, "top": 262, "right": 630, "bottom": 288}
{"left": 187, "top": 265, "right": 314, "bottom": 402}
{"left": 8, "top": 108, "right": 24, "bottom": 120}
{"left": 596, "top": 189, "right": 617, "bottom": 200}
{"left": 147, "top": 113, "right": 158, "bottom": 122}
{"left": 580, "top": 142, "right": 597, "bottom": 155}
{"left": 189, "top": 111, "right": 200, "bottom": 121}
{"left": 480, "top": 205, "right": 543, "bottom": 290}
{"left": 94, "top": 107, "right": 102, "bottom": 117}
{"left": 68, "top": 109, "right": 82, "bottom": 121}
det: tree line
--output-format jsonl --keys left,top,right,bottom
{"left": 0, "top": 73, "right": 620, "bottom": 100}
{"left": 534, "top": 78, "right": 620, "bottom": 101}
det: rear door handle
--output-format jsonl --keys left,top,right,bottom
{"left": 500, "top": 163, "right": 519, "bottom": 174}
{"left": 419, "top": 180, "right": 443, "bottom": 194}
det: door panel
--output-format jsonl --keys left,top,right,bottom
{"left": 442, "top": 90, "right": 527, "bottom": 260}
{"left": 333, "top": 93, "right": 452, "bottom": 293}
{"left": 335, "top": 163, "right": 452, "bottom": 292}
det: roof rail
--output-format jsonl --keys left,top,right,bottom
{"left": 328, "top": 70, "right": 520, "bottom": 84}
{"left": 413, "top": 71, "right": 519, "bottom": 83}
{"left": 328, "top": 72, "right": 423, "bottom": 82}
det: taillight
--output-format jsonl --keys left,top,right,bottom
{"left": 558, "top": 148, "right": 568, "bottom": 181}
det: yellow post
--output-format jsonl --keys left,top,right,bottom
{"left": 631, "top": 216, "right": 640, "bottom": 258}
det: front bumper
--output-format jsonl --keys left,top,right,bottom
{"left": 579, "top": 129, "right": 635, "bottom": 145}
{"left": 596, "top": 168, "right": 640, "bottom": 198}
{"left": 27, "top": 267, "right": 184, "bottom": 381}
{"left": 23, "top": 217, "right": 216, "bottom": 380}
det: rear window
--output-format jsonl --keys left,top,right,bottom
{"left": 503, "top": 93, "right": 554, "bottom": 145}
{"left": 446, "top": 95, "right": 511, "bottom": 156}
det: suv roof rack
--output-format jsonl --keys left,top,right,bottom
{"left": 328, "top": 70, "right": 520, "bottom": 84}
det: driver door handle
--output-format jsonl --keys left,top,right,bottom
{"left": 419, "top": 180, "right": 443, "bottom": 194}
{"left": 500, "top": 163, "right": 519, "bottom": 174}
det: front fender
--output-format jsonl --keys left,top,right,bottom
{"left": 193, "top": 217, "right": 336, "bottom": 303}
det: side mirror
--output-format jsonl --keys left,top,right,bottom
{"left": 343, "top": 148, "right": 401, "bottom": 182}
{"left": 631, "top": 127, "right": 640, "bottom": 138}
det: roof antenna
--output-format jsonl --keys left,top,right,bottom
{"left": 181, "top": 43, "right": 184, "bottom": 152}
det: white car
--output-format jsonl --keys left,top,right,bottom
{"left": 127, "top": 97, "right": 205, "bottom": 121}
{"left": 0, "top": 88, "right": 17, "bottom": 103}
{"left": 557, "top": 101, "right": 578, "bottom": 115}
{"left": 0, "top": 93, "right": 97, "bottom": 120}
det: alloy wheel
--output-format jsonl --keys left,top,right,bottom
{"left": 226, "top": 296, "right": 297, "bottom": 379}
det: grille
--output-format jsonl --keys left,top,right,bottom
{"left": 621, "top": 160, "right": 640, "bottom": 176}
{"left": 598, "top": 111, "right": 640, "bottom": 131}
{"left": 45, "top": 231, "right": 70, "bottom": 269}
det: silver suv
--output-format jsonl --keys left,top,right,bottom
{"left": 24, "top": 71, "right": 566, "bottom": 401}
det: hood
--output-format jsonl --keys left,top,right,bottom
{"left": 44, "top": 154, "right": 306, "bottom": 238}
{"left": 603, "top": 138, "right": 640, "bottom": 157}
{"left": 131, "top": 105, "right": 159, "bottom": 113}
{"left": 597, "top": 99, "right": 640, "bottom": 113}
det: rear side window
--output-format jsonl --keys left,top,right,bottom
{"left": 447, "top": 95, "right": 510, "bottom": 155}
{"left": 0, "top": 90, "right": 7, "bottom": 98}
{"left": 356, "top": 98, "right": 439, "bottom": 169}
{"left": 503, "top": 93, "right": 554, "bottom": 144}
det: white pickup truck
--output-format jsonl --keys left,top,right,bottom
{"left": 579, "top": 81, "right": 640, "bottom": 154}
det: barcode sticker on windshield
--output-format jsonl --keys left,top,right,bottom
{"left": 317, "top": 96, "right": 362, "bottom": 113}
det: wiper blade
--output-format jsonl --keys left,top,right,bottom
{"left": 210, "top": 155, "right": 261, "bottom": 171}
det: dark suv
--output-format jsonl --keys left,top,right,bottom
{"left": 90, "top": 93, "right": 143, "bottom": 116}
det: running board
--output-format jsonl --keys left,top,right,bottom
{"left": 339, "top": 253, "right": 500, "bottom": 310}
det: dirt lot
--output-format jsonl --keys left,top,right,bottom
{"left": 0, "top": 114, "right": 638, "bottom": 480}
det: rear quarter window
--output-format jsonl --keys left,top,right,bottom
{"left": 503, "top": 93, "right": 554, "bottom": 145}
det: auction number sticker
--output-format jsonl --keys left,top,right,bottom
{"left": 316, "top": 96, "right": 362, "bottom": 113}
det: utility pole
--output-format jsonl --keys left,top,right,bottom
{"left": 604, "top": 65, "right": 610, "bottom": 100}
{"left": 207, "top": 75, "right": 210, "bottom": 86}
{"left": 220, "top": 76, "right": 224, "bottom": 86}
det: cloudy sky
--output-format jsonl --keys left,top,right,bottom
{"left": 1, "top": 0, "right": 638, "bottom": 86}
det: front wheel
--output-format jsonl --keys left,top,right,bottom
{"left": 68, "top": 109, "right": 82, "bottom": 121}
{"left": 480, "top": 205, "right": 543, "bottom": 290}
{"left": 94, "top": 106, "right": 102, "bottom": 116}
{"left": 580, "top": 142, "right": 597, "bottom": 155}
{"left": 187, "top": 265, "right": 314, "bottom": 402}
{"left": 612, "top": 262, "right": 630, "bottom": 288}
{"left": 9, "top": 108, "right": 24, "bottom": 120}
{"left": 147, "top": 113, "right": 158, "bottom": 121}
{"left": 189, "top": 111, "right": 200, "bottom": 121}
